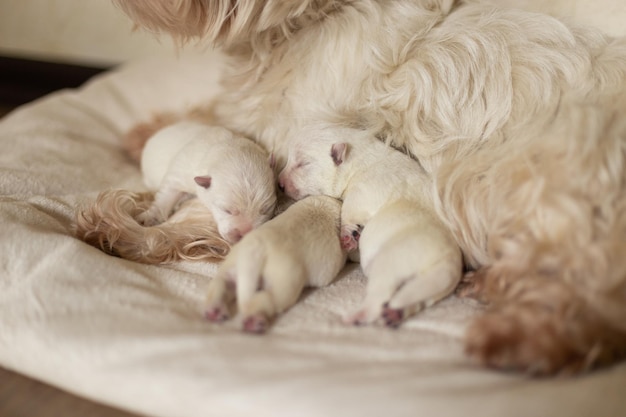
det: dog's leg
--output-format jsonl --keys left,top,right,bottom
{"left": 240, "top": 292, "right": 274, "bottom": 334}
{"left": 464, "top": 267, "right": 626, "bottom": 375}
{"left": 340, "top": 196, "right": 368, "bottom": 253}
{"left": 344, "top": 256, "right": 413, "bottom": 326}
{"left": 348, "top": 253, "right": 461, "bottom": 327}
{"left": 205, "top": 275, "right": 236, "bottom": 322}
{"left": 383, "top": 260, "right": 462, "bottom": 327}
{"left": 340, "top": 223, "right": 363, "bottom": 252}
{"left": 137, "top": 186, "right": 185, "bottom": 226}
{"left": 240, "top": 260, "right": 306, "bottom": 333}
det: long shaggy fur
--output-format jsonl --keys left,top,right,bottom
{"left": 107, "top": 0, "right": 626, "bottom": 374}
{"left": 75, "top": 189, "right": 229, "bottom": 263}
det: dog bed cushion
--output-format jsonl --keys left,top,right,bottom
{"left": 1, "top": 51, "right": 625, "bottom": 417}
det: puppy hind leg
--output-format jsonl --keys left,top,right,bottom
{"left": 137, "top": 187, "right": 185, "bottom": 226}
{"left": 385, "top": 262, "right": 462, "bottom": 327}
{"left": 344, "top": 260, "right": 411, "bottom": 326}
{"left": 240, "top": 292, "right": 274, "bottom": 334}
{"left": 234, "top": 240, "right": 267, "bottom": 312}
{"left": 240, "top": 260, "right": 306, "bottom": 334}
{"left": 205, "top": 276, "right": 236, "bottom": 322}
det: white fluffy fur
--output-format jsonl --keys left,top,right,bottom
{"left": 112, "top": 0, "right": 626, "bottom": 373}
{"left": 139, "top": 121, "right": 277, "bottom": 243}
{"left": 205, "top": 195, "right": 347, "bottom": 333}
{"left": 279, "top": 124, "right": 462, "bottom": 326}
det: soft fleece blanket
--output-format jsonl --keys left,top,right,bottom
{"left": 1, "top": 50, "right": 625, "bottom": 417}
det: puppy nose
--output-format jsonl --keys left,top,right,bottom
{"left": 227, "top": 231, "right": 243, "bottom": 243}
{"left": 239, "top": 224, "right": 253, "bottom": 236}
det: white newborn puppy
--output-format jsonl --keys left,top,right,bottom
{"left": 278, "top": 125, "right": 462, "bottom": 326}
{"left": 205, "top": 195, "right": 347, "bottom": 333}
{"left": 354, "top": 199, "right": 462, "bottom": 326}
{"left": 139, "top": 121, "right": 277, "bottom": 243}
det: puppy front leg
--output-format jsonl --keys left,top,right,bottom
{"left": 137, "top": 186, "right": 185, "bottom": 226}
{"left": 339, "top": 196, "right": 368, "bottom": 253}
{"left": 340, "top": 223, "right": 364, "bottom": 253}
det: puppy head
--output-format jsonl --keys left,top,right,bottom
{"left": 113, "top": 0, "right": 325, "bottom": 46}
{"left": 278, "top": 128, "right": 352, "bottom": 201}
{"left": 194, "top": 155, "right": 276, "bottom": 244}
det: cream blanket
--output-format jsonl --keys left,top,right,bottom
{"left": 1, "top": 50, "right": 625, "bottom": 417}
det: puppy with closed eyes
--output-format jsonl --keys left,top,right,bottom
{"left": 139, "top": 121, "right": 277, "bottom": 244}
{"left": 110, "top": 0, "right": 626, "bottom": 373}
{"left": 279, "top": 124, "right": 462, "bottom": 327}
{"left": 204, "top": 195, "right": 347, "bottom": 333}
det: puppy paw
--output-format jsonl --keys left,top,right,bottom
{"left": 242, "top": 313, "right": 269, "bottom": 334}
{"left": 463, "top": 301, "right": 622, "bottom": 375}
{"left": 204, "top": 304, "right": 231, "bottom": 323}
{"left": 381, "top": 303, "right": 404, "bottom": 328}
{"left": 136, "top": 210, "right": 163, "bottom": 227}
{"left": 340, "top": 224, "right": 363, "bottom": 252}
{"left": 343, "top": 308, "right": 376, "bottom": 326}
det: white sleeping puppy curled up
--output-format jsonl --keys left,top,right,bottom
{"left": 205, "top": 195, "right": 347, "bottom": 333}
{"left": 139, "top": 121, "right": 277, "bottom": 244}
{"left": 355, "top": 200, "right": 462, "bottom": 326}
{"left": 278, "top": 125, "right": 462, "bottom": 327}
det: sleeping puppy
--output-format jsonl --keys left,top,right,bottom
{"left": 278, "top": 124, "right": 462, "bottom": 326}
{"left": 112, "top": 0, "right": 626, "bottom": 373}
{"left": 139, "top": 121, "right": 277, "bottom": 243}
{"left": 205, "top": 195, "right": 347, "bottom": 333}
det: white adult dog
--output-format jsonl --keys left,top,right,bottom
{"left": 111, "top": 0, "right": 626, "bottom": 374}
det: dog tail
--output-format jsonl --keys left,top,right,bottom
{"left": 74, "top": 189, "right": 229, "bottom": 264}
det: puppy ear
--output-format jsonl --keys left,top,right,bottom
{"left": 331, "top": 143, "right": 348, "bottom": 166}
{"left": 194, "top": 175, "right": 212, "bottom": 189}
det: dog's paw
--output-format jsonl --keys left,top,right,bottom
{"left": 242, "top": 313, "right": 269, "bottom": 334}
{"left": 136, "top": 210, "right": 163, "bottom": 227}
{"left": 204, "top": 304, "right": 231, "bottom": 323}
{"left": 464, "top": 302, "right": 619, "bottom": 375}
{"left": 343, "top": 307, "right": 377, "bottom": 326}
{"left": 340, "top": 224, "right": 363, "bottom": 252}
{"left": 381, "top": 303, "right": 404, "bottom": 328}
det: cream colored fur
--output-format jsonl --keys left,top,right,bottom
{"left": 109, "top": 0, "right": 626, "bottom": 374}
{"left": 139, "top": 121, "right": 277, "bottom": 243}
{"left": 75, "top": 189, "right": 230, "bottom": 263}
{"left": 205, "top": 195, "right": 347, "bottom": 333}
{"left": 279, "top": 124, "right": 462, "bottom": 326}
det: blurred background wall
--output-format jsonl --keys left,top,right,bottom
{"left": 0, "top": 0, "right": 175, "bottom": 66}
{"left": 0, "top": 0, "right": 623, "bottom": 108}
{"left": 0, "top": 0, "right": 623, "bottom": 67}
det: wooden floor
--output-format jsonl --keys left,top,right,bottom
{"left": 0, "top": 367, "right": 141, "bottom": 417}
